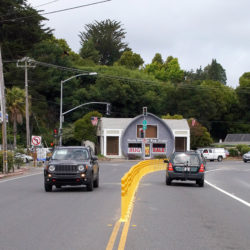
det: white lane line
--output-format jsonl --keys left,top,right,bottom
{"left": 206, "top": 169, "right": 222, "bottom": 173}
{"left": 205, "top": 180, "right": 250, "bottom": 208}
{"left": 0, "top": 172, "right": 42, "bottom": 183}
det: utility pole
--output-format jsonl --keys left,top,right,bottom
{"left": 17, "top": 57, "right": 35, "bottom": 152}
{"left": 0, "top": 46, "right": 8, "bottom": 174}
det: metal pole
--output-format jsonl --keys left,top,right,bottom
{"left": 59, "top": 80, "right": 63, "bottom": 146}
{"left": 0, "top": 46, "right": 8, "bottom": 174}
{"left": 17, "top": 57, "right": 35, "bottom": 152}
{"left": 58, "top": 72, "right": 97, "bottom": 146}
{"left": 25, "top": 61, "right": 30, "bottom": 151}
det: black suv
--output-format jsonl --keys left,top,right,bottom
{"left": 165, "top": 151, "right": 205, "bottom": 187}
{"left": 44, "top": 146, "right": 99, "bottom": 192}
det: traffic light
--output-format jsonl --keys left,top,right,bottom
{"left": 140, "top": 128, "right": 144, "bottom": 138}
{"left": 143, "top": 107, "right": 147, "bottom": 116}
{"left": 53, "top": 129, "right": 58, "bottom": 138}
{"left": 50, "top": 142, "right": 54, "bottom": 147}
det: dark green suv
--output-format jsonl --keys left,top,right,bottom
{"left": 44, "top": 146, "right": 99, "bottom": 192}
{"left": 165, "top": 151, "right": 205, "bottom": 187}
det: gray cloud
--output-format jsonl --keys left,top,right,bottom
{"left": 28, "top": 0, "right": 250, "bottom": 87}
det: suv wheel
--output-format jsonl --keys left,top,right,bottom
{"left": 166, "top": 177, "right": 172, "bottom": 186}
{"left": 45, "top": 183, "right": 52, "bottom": 192}
{"left": 86, "top": 175, "right": 94, "bottom": 191}
{"left": 93, "top": 173, "right": 99, "bottom": 188}
{"left": 218, "top": 156, "right": 223, "bottom": 162}
{"left": 197, "top": 179, "right": 204, "bottom": 187}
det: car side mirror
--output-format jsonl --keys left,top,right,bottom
{"left": 164, "top": 159, "right": 169, "bottom": 163}
{"left": 92, "top": 156, "right": 98, "bottom": 161}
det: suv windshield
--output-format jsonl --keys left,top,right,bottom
{"left": 173, "top": 153, "right": 200, "bottom": 165}
{"left": 52, "top": 148, "right": 89, "bottom": 160}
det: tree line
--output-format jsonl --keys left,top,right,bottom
{"left": 1, "top": 0, "right": 250, "bottom": 149}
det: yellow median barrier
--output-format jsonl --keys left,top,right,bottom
{"left": 120, "top": 159, "right": 166, "bottom": 222}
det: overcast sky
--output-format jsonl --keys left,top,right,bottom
{"left": 27, "top": 0, "right": 250, "bottom": 88}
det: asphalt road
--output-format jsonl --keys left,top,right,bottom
{"left": 126, "top": 160, "right": 250, "bottom": 250}
{"left": 1, "top": 160, "right": 250, "bottom": 250}
{"left": 0, "top": 160, "right": 135, "bottom": 250}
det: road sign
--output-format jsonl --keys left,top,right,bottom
{"left": 143, "top": 125, "right": 147, "bottom": 130}
{"left": 142, "top": 120, "right": 147, "bottom": 126}
{"left": 31, "top": 136, "right": 42, "bottom": 146}
{"left": 37, "top": 147, "right": 47, "bottom": 161}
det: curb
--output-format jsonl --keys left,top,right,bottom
{"left": 0, "top": 167, "right": 29, "bottom": 179}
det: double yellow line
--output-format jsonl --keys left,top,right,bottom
{"left": 106, "top": 159, "right": 167, "bottom": 250}
{"left": 106, "top": 194, "right": 135, "bottom": 250}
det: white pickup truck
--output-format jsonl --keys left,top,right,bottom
{"left": 198, "top": 148, "right": 226, "bottom": 162}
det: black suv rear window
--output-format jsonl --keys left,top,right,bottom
{"left": 173, "top": 153, "right": 200, "bottom": 165}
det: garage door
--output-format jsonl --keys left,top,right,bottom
{"left": 107, "top": 136, "right": 119, "bottom": 155}
{"left": 175, "top": 137, "right": 187, "bottom": 152}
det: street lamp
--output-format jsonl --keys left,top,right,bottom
{"left": 59, "top": 72, "right": 97, "bottom": 146}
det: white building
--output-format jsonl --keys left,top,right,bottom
{"left": 97, "top": 114, "right": 190, "bottom": 159}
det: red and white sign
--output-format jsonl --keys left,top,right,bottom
{"left": 153, "top": 147, "right": 166, "bottom": 153}
{"left": 128, "top": 148, "right": 142, "bottom": 153}
{"left": 31, "top": 136, "right": 42, "bottom": 146}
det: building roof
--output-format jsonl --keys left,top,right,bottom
{"left": 100, "top": 117, "right": 133, "bottom": 129}
{"left": 162, "top": 119, "right": 189, "bottom": 130}
{"left": 224, "top": 134, "right": 250, "bottom": 142}
{"left": 99, "top": 117, "right": 189, "bottom": 130}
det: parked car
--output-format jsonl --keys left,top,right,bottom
{"left": 44, "top": 146, "right": 99, "bottom": 192}
{"left": 165, "top": 151, "right": 205, "bottom": 187}
{"left": 197, "top": 148, "right": 226, "bottom": 162}
{"left": 14, "top": 153, "right": 33, "bottom": 163}
{"left": 243, "top": 151, "right": 250, "bottom": 163}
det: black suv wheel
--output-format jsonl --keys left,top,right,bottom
{"left": 86, "top": 175, "right": 94, "bottom": 191}
{"left": 196, "top": 179, "right": 204, "bottom": 187}
{"left": 45, "top": 183, "right": 52, "bottom": 192}
{"left": 93, "top": 172, "right": 99, "bottom": 188}
{"left": 166, "top": 177, "right": 172, "bottom": 186}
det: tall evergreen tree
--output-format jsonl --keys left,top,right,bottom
{"left": 0, "top": 0, "right": 52, "bottom": 60}
{"left": 79, "top": 19, "right": 129, "bottom": 65}
{"left": 204, "top": 59, "right": 227, "bottom": 85}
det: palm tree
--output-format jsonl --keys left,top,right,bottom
{"left": 6, "top": 87, "right": 25, "bottom": 149}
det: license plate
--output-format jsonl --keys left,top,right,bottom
{"left": 184, "top": 167, "right": 190, "bottom": 171}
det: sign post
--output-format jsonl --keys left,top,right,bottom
{"left": 31, "top": 136, "right": 42, "bottom": 167}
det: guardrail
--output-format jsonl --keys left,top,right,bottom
{"left": 120, "top": 159, "right": 166, "bottom": 221}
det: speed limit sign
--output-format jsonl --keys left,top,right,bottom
{"left": 31, "top": 136, "right": 42, "bottom": 146}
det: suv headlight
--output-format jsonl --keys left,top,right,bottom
{"left": 78, "top": 165, "right": 85, "bottom": 171}
{"left": 48, "top": 165, "right": 55, "bottom": 172}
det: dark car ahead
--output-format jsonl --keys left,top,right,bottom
{"left": 44, "top": 146, "right": 99, "bottom": 192}
{"left": 165, "top": 151, "right": 205, "bottom": 187}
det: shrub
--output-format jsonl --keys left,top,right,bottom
{"left": 153, "top": 154, "right": 166, "bottom": 159}
{"left": 228, "top": 148, "right": 238, "bottom": 157}
{"left": 0, "top": 151, "right": 14, "bottom": 173}
{"left": 236, "top": 144, "right": 250, "bottom": 156}
{"left": 127, "top": 154, "right": 141, "bottom": 160}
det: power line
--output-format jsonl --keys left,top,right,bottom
{"left": 0, "top": 0, "right": 112, "bottom": 23}
{"left": 34, "top": 0, "right": 60, "bottom": 8}
{"left": 4, "top": 58, "right": 250, "bottom": 93}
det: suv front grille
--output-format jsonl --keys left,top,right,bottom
{"left": 55, "top": 165, "right": 78, "bottom": 173}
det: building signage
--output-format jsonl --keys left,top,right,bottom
{"left": 128, "top": 147, "right": 142, "bottom": 153}
{"left": 153, "top": 147, "right": 166, "bottom": 153}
